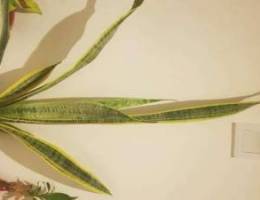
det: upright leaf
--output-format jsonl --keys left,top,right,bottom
{"left": 0, "top": 64, "right": 57, "bottom": 101}
{"left": 2, "top": 0, "right": 144, "bottom": 105}
{"left": 0, "top": 123, "right": 111, "bottom": 195}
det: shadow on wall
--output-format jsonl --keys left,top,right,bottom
{"left": 0, "top": 0, "right": 96, "bottom": 92}
{"left": 0, "top": 132, "right": 89, "bottom": 191}
{"left": 0, "top": 0, "right": 97, "bottom": 191}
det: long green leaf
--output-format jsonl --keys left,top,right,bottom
{"left": 129, "top": 102, "right": 260, "bottom": 122}
{"left": 0, "top": 0, "right": 144, "bottom": 106}
{"left": 0, "top": 123, "right": 111, "bottom": 194}
{"left": 0, "top": 98, "right": 258, "bottom": 124}
{"left": 120, "top": 94, "right": 260, "bottom": 115}
{"left": 0, "top": 0, "right": 9, "bottom": 64}
{"left": 0, "top": 64, "right": 57, "bottom": 100}
{"left": 0, "top": 98, "right": 134, "bottom": 124}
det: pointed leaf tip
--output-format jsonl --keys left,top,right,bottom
{"left": 132, "top": 0, "right": 144, "bottom": 9}
{"left": 0, "top": 123, "right": 111, "bottom": 195}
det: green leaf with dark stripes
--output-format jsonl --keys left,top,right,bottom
{"left": 0, "top": 64, "right": 57, "bottom": 102}
{"left": 0, "top": 123, "right": 111, "bottom": 194}
{"left": 79, "top": 97, "right": 161, "bottom": 109}
{"left": 128, "top": 102, "right": 260, "bottom": 122}
{"left": 0, "top": 98, "right": 134, "bottom": 124}
{"left": 0, "top": 0, "right": 9, "bottom": 64}
{"left": 5, "top": 0, "right": 144, "bottom": 105}
{"left": 0, "top": 98, "right": 258, "bottom": 124}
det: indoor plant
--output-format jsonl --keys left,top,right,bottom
{"left": 0, "top": 0, "right": 259, "bottom": 196}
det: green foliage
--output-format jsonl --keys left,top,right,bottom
{"left": 0, "top": 123, "right": 111, "bottom": 194}
{"left": 0, "top": 0, "right": 259, "bottom": 197}
{"left": 0, "top": 64, "right": 57, "bottom": 100}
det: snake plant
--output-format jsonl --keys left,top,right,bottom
{"left": 0, "top": 0, "right": 259, "bottom": 196}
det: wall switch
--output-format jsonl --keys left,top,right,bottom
{"left": 232, "top": 123, "right": 260, "bottom": 159}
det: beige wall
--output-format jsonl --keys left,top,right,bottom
{"left": 1, "top": 0, "right": 260, "bottom": 199}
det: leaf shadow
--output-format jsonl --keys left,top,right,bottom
{"left": 122, "top": 92, "right": 260, "bottom": 115}
{"left": 0, "top": 0, "right": 96, "bottom": 92}
{"left": 0, "top": 0, "right": 97, "bottom": 192}
{"left": 0, "top": 131, "right": 89, "bottom": 192}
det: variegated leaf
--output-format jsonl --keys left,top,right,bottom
{"left": 4, "top": 0, "right": 144, "bottom": 104}
{"left": 0, "top": 123, "right": 111, "bottom": 194}
{"left": 0, "top": 98, "right": 134, "bottom": 124}
{"left": 0, "top": 64, "right": 57, "bottom": 101}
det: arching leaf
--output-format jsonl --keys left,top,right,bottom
{"left": 0, "top": 123, "right": 111, "bottom": 195}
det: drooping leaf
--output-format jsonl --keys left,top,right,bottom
{"left": 39, "top": 193, "right": 77, "bottom": 200}
{"left": 0, "top": 0, "right": 9, "bottom": 64}
{"left": 0, "top": 98, "right": 134, "bottom": 124}
{"left": 3, "top": 0, "right": 144, "bottom": 105}
{"left": 0, "top": 64, "right": 57, "bottom": 100}
{"left": 0, "top": 123, "right": 111, "bottom": 195}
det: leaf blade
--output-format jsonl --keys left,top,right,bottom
{"left": 0, "top": 98, "right": 134, "bottom": 124}
{"left": 2, "top": 0, "right": 144, "bottom": 105}
{"left": 0, "top": 123, "right": 111, "bottom": 194}
{"left": 130, "top": 102, "right": 260, "bottom": 122}
{"left": 0, "top": 64, "right": 57, "bottom": 101}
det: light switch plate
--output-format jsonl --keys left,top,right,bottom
{"left": 232, "top": 123, "right": 260, "bottom": 159}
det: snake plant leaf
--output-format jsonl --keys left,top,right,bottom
{"left": 82, "top": 97, "right": 161, "bottom": 109}
{"left": 0, "top": 0, "right": 9, "bottom": 64}
{"left": 0, "top": 123, "right": 111, "bottom": 195}
{"left": 41, "top": 0, "right": 144, "bottom": 88}
{"left": 120, "top": 93, "right": 260, "bottom": 115}
{"left": 129, "top": 102, "right": 260, "bottom": 122}
{"left": 0, "top": 64, "right": 57, "bottom": 101}
{"left": 5, "top": 0, "right": 144, "bottom": 105}
{"left": 0, "top": 98, "right": 134, "bottom": 124}
{"left": 9, "top": 0, "right": 41, "bottom": 14}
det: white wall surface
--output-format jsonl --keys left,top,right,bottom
{"left": 1, "top": 0, "right": 260, "bottom": 199}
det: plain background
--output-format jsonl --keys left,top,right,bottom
{"left": 1, "top": 0, "right": 260, "bottom": 199}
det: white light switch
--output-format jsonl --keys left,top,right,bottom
{"left": 242, "top": 131, "right": 260, "bottom": 154}
{"left": 232, "top": 123, "right": 260, "bottom": 159}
